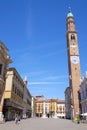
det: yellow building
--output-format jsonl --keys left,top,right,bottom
{"left": 0, "top": 41, "right": 12, "bottom": 122}
{"left": 50, "top": 99, "right": 57, "bottom": 117}
{"left": 3, "top": 68, "right": 32, "bottom": 121}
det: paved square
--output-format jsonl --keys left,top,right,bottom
{"left": 0, "top": 118, "right": 87, "bottom": 130}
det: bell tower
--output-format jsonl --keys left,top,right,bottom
{"left": 66, "top": 8, "right": 81, "bottom": 119}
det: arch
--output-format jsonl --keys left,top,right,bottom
{"left": 71, "top": 34, "right": 75, "bottom": 40}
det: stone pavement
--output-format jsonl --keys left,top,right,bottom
{"left": 0, "top": 118, "right": 87, "bottom": 130}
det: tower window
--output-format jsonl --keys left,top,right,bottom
{"left": 71, "top": 34, "right": 75, "bottom": 40}
{"left": 75, "top": 67, "right": 77, "bottom": 70}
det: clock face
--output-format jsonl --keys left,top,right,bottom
{"left": 70, "top": 56, "right": 79, "bottom": 64}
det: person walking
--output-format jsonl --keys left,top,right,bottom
{"left": 15, "top": 116, "right": 18, "bottom": 124}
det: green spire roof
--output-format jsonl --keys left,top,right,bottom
{"left": 67, "top": 7, "right": 74, "bottom": 18}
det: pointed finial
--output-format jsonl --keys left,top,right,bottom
{"left": 68, "top": 6, "right": 71, "bottom": 13}
{"left": 86, "top": 71, "right": 87, "bottom": 78}
{"left": 67, "top": 7, "right": 73, "bottom": 18}
{"left": 24, "top": 76, "right": 28, "bottom": 86}
{"left": 24, "top": 76, "right": 27, "bottom": 81}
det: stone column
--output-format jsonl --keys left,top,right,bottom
{"left": 31, "top": 97, "right": 35, "bottom": 118}
{"left": 53, "top": 102, "right": 57, "bottom": 118}
{"left": 42, "top": 101, "right": 47, "bottom": 118}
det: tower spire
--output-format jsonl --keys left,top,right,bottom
{"left": 68, "top": 6, "right": 71, "bottom": 13}
{"left": 67, "top": 7, "right": 73, "bottom": 18}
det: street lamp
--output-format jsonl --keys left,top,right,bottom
{"left": 71, "top": 105, "right": 74, "bottom": 120}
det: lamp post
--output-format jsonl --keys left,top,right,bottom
{"left": 71, "top": 105, "right": 74, "bottom": 120}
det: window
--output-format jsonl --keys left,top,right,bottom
{"left": 71, "top": 34, "right": 75, "bottom": 40}
{"left": 0, "top": 64, "right": 2, "bottom": 75}
{"left": 12, "top": 84, "right": 15, "bottom": 92}
{"left": 75, "top": 67, "right": 77, "bottom": 70}
{"left": 38, "top": 104, "right": 40, "bottom": 112}
{"left": 86, "top": 88, "right": 87, "bottom": 98}
{"left": 82, "top": 91, "right": 84, "bottom": 99}
{"left": 59, "top": 106, "right": 62, "bottom": 112}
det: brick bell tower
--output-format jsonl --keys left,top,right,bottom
{"left": 66, "top": 8, "right": 81, "bottom": 119}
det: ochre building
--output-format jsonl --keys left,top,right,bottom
{"left": 3, "top": 68, "right": 32, "bottom": 121}
{"left": 0, "top": 41, "right": 12, "bottom": 122}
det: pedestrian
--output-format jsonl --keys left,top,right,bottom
{"left": 77, "top": 116, "right": 80, "bottom": 124}
{"left": 18, "top": 115, "right": 21, "bottom": 122}
{"left": 15, "top": 116, "right": 18, "bottom": 124}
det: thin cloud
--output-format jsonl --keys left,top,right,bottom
{"left": 29, "top": 81, "right": 65, "bottom": 85}
{"left": 42, "top": 75, "right": 68, "bottom": 81}
{"left": 29, "top": 70, "right": 48, "bottom": 76}
{"left": 30, "top": 87, "right": 48, "bottom": 92}
{"left": 40, "top": 48, "right": 66, "bottom": 58}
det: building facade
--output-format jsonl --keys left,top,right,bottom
{"left": 35, "top": 96, "right": 65, "bottom": 118}
{"left": 35, "top": 95, "right": 43, "bottom": 117}
{"left": 3, "top": 68, "right": 32, "bottom": 121}
{"left": 66, "top": 8, "right": 81, "bottom": 119}
{"left": 65, "top": 87, "right": 71, "bottom": 119}
{"left": 23, "top": 76, "right": 32, "bottom": 118}
{"left": 57, "top": 100, "right": 65, "bottom": 118}
{"left": 0, "top": 41, "right": 12, "bottom": 122}
{"left": 80, "top": 73, "right": 87, "bottom": 118}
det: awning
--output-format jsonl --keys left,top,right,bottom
{"left": 81, "top": 113, "right": 87, "bottom": 116}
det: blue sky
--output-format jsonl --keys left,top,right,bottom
{"left": 0, "top": 0, "right": 87, "bottom": 99}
